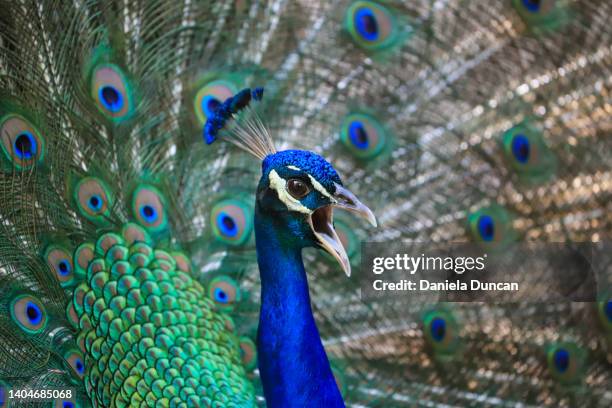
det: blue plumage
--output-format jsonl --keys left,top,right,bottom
{"left": 252, "top": 87, "right": 264, "bottom": 100}
{"left": 205, "top": 98, "right": 373, "bottom": 404}
{"left": 255, "top": 215, "right": 345, "bottom": 407}
{"left": 201, "top": 95, "right": 221, "bottom": 117}
{"left": 204, "top": 87, "right": 265, "bottom": 144}
{"left": 262, "top": 150, "right": 343, "bottom": 192}
{"left": 251, "top": 148, "right": 374, "bottom": 406}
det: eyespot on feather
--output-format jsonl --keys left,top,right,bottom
{"left": 54, "top": 396, "right": 79, "bottom": 408}
{"left": 344, "top": 1, "right": 408, "bottom": 53}
{"left": 210, "top": 199, "right": 253, "bottom": 246}
{"left": 90, "top": 64, "right": 134, "bottom": 121}
{"left": 74, "top": 177, "right": 113, "bottom": 223}
{"left": 514, "top": 0, "right": 558, "bottom": 16}
{"left": 194, "top": 79, "right": 239, "bottom": 126}
{"left": 501, "top": 123, "right": 556, "bottom": 183}
{"left": 512, "top": 0, "right": 569, "bottom": 32}
{"left": 45, "top": 245, "right": 75, "bottom": 286}
{"left": 340, "top": 113, "right": 387, "bottom": 159}
{"left": 131, "top": 185, "right": 168, "bottom": 233}
{"left": 238, "top": 336, "right": 257, "bottom": 371}
{"left": 423, "top": 309, "right": 460, "bottom": 356}
{"left": 0, "top": 114, "right": 45, "bottom": 170}
{"left": 0, "top": 381, "right": 8, "bottom": 408}
{"left": 546, "top": 343, "right": 586, "bottom": 384}
{"left": 597, "top": 293, "right": 612, "bottom": 332}
{"left": 64, "top": 349, "right": 86, "bottom": 379}
{"left": 10, "top": 295, "right": 48, "bottom": 334}
{"left": 208, "top": 275, "right": 240, "bottom": 312}
{"left": 467, "top": 205, "right": 516, "bottom": 250}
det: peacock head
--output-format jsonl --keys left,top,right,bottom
{"left": 256, "top": 150, "right": 376, "bottom": 276}
{"left": 203, "top": 87, "right": 376, "bottom": 276}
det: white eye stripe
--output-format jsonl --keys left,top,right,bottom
{"left": 268, "top": 170, "right": 311, "bottom": 214}
{"left": 307, "top": 175, "right": 335, "bottom": 202}
{"left": 286, "top": 165, "right": 300, "bottom": 171}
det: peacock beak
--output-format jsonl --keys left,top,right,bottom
{"left": 308, "top": 183, "right": 377, "bottom": 277}
{"left": 331, "top": 183, "right": 377, "bottom": 228}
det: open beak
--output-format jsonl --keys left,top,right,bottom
{"left": 308, "top": 183, "right": 377, "bottom": 277}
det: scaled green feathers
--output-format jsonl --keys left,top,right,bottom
{"left": 72, "top": 225, "right": 255, "bottom": 407}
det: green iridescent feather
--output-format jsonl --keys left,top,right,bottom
{"left": 70, "top": 226, "right": 255, "bottom": 407}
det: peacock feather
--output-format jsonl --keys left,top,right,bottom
{"left": 0, "top": 0, "right": 610, "bottom": 407}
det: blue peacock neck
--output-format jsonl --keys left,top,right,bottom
{"left": 254, "top": 208, "right": 345, "bottom": 408}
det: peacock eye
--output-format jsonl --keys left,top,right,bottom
{"left": 287, "top": 178, "right": 310, "bottom": 199}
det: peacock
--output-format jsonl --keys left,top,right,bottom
{"left": 0, "top": 0, "right": 610, "bottom": 407}
{"left": 203, "top": 88, "right": 377, "bottom": 407}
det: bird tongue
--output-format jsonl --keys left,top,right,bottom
{"left": 309, "top": 206, "right": 352, "bottom": 277}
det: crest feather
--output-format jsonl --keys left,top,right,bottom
{"left": 203, "top": 87, "right": 276, "bottom": 160}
